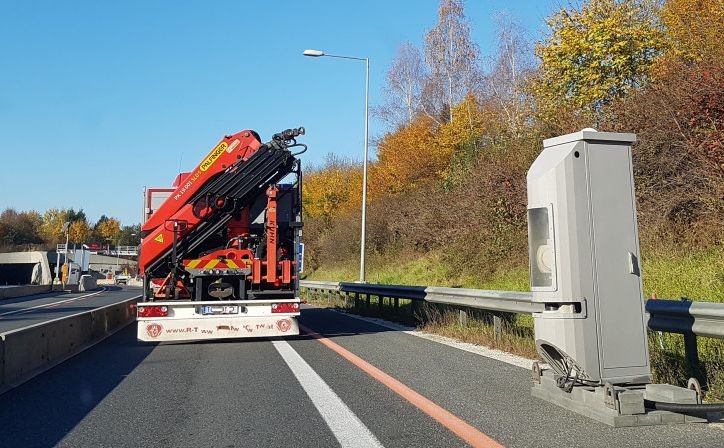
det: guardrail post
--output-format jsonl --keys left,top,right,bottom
{"left": 493, "top": 315, "right": 502, "bottom": 341}
{"left": 410, "top": 299, "right": 420, "bottom": 321}
{"left": 683, "top": 332, "right": 705, "bottom": 387}
{"left": 459, "top": 310, "right": 468, "bottom": 327}
{"left": 366, "top": 294, "right": 371, "bottom": 310}
{"left": 394, "top": 297, "right": 399, "bottom": 312}
{"left": 354, "top": 292, "right": 360, "bottom": 309}
{"left": 378, "top": 296, "right": 384, "bottom": 313}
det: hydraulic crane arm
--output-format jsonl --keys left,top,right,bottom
{"left": 139, "top": 127, "right": 305, "bottom": 277}
{"left": 142, "top": 130, "right": 262, "bottom": 235}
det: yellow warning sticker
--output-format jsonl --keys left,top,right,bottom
{"left": 154, "top": 234, "right": 164, "bottom": 244}
{"left": 199, "top": 142, "right": 229, "bottom": 172}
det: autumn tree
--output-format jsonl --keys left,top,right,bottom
{"left": 96, "top": 217, "right": 121, "bottom": 243}
{"left": 657, "top": 0, "right": 724, "bottom": 175}
{"left": 533, "top": 0, "right": 667, "bottom": 122}
{"left": 39, "top": 208, "right": 91, "bottom": 245}
{"left": 39, "top": 209, "right": 68, "bottom": 244}
{"left": 424, "top": 0, "right": 480, "bottom": 124}
{"left": 660, "top": 0, "right": 724, "bottom": 63}
{"left": 302, "top": 155, "right": 363, "bottom": 222}
{"left": 435, "top": 95, "right": 487, "bottom": 149}
{"left": 373, "top": 115, "right": 445, "bottom": 195}
{"left": 375, "top": 42, "right": 426, "bottom": 128}
{"left": 68, "top": 219, "right": 91, "bottom": 243}
{"left": 0, "top": 209, "right": 43, "bottom": 249}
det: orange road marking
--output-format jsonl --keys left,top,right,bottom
{"left": 299, "top": 324, "right": 505, "bottom": 448}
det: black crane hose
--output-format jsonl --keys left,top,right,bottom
{"left": 645, "top": 400, "right": 724, "bottom": 413}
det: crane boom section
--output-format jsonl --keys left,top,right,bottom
{"left": 142, "top": 130, "right": 261, "bottom": 234}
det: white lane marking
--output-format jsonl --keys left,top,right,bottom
{"left": 325, "top": 308, "right": 539, "bottom": 370}
{"left": 272, "top": 339, "right": 385, "bottom": 448}
{"left": 0, "top": 288, "right": 108, "bottom": 318}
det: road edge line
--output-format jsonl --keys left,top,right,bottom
{"left": 300, "top": 324, "right": 505, "bottom": 448}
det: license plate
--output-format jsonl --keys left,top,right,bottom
{"left": 201, "top": 305, "right": 239, "bottom": 315}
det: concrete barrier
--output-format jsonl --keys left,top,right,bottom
{"left": 0, "top": 251, "right": 54, "bottom": 285}
{"left": 0, "top": 285, "right": 52, "bottom": 300}
{"left": 79, "top": 275, "right": 98, "bottom": 292}
{"left": 0, "top": 296, "right": 139, "bottom": 394}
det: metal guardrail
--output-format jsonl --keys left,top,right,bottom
{"left": 114, "top": 246, "right": 139, "bottom": 256}
{"left": 300, "top": 280, "right": 340, "bottom": 291}
{"left": 56, "top": 244, "right": 139, "bottom": 256}
{"left": 332, "top": 281, "right": 542, "bottom": 315}
{"left": 424, "top": 286, "right": 541, "bottom": 314}
{"left": 299, "top": 280, "right": 724, "bottom": 339}
{"left": 646, "top": 299, "right": 724, "bottom": 339}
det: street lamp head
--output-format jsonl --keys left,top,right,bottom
{"left": 303, "top": 49, "right": 325, "bottom": 57}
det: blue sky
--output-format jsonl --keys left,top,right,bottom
{"left": 0, "top": 1, "right": 557, "bottom": 225}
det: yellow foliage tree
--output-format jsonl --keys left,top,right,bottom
{"left": 39, "top": 209, "right": 67, "bottom": 244}
{"left": 372, "top": 95, "right": 495, "bottom": 197}
{"left": 660, "top": 0, "right": 724, "bottom": 62}
{"left": 533, "top": 0, "right": 668, "bottom": 117}
{"left": 435, "top": 94, "right": 489, "bottom": 155}
{"left": 69, "top": 220, "right": 91, "bottom": 243}
{"left": 303, "top": 156, "right": 363, "bottom": 221}
{"left": 40, "top": 208, "right": 93, "bottom": 244}
{"left": 373, "top": 116, "right": 442, "bottom": 196}
{"left": 96, "top": 218, "right": 121, "bottom": 242}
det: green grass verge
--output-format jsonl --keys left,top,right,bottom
{"left": 641, "top": 247, "right": 724, "bottom": 302}
{"left": 307, "top": 247, "right": 723, "bottom": 301}
{"left": 306, "top": 251, "right": 531, "bottom": 291}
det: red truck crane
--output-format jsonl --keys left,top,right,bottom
{"left": 136, "top": 127, "right": 306, "bottom": 342}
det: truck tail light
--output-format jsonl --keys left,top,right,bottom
{"left": 138, "top": 306, "right": 169, "bottom": 317}
{"left": 271, "top": 303, "right": 299, "bottom": 314}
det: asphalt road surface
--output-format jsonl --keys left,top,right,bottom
{"left": 0, "top": 306, "right": 721, "bottom": 447}
{"left": 0, "top": 286, "right": 141, "bottom": 333}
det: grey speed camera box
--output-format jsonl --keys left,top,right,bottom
{"left": 527, "top": 129, "right": 651, "bottom": 385}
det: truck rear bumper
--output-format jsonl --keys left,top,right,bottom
{"left": 138, "top": 316, "right": 299, "bottom": 342}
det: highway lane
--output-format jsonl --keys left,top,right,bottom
{"left": 0, "top": 306, "right": 722, "bottom": 448}
{"left": 0, "top": 286, "right": 141, "bottom": 333}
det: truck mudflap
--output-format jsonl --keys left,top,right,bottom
{"left": 136, "top": 299, "right": 300, "bottom": 342}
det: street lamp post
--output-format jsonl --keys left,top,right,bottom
{"left": 303, "top": 49, "right": 370, "bottom": 283}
